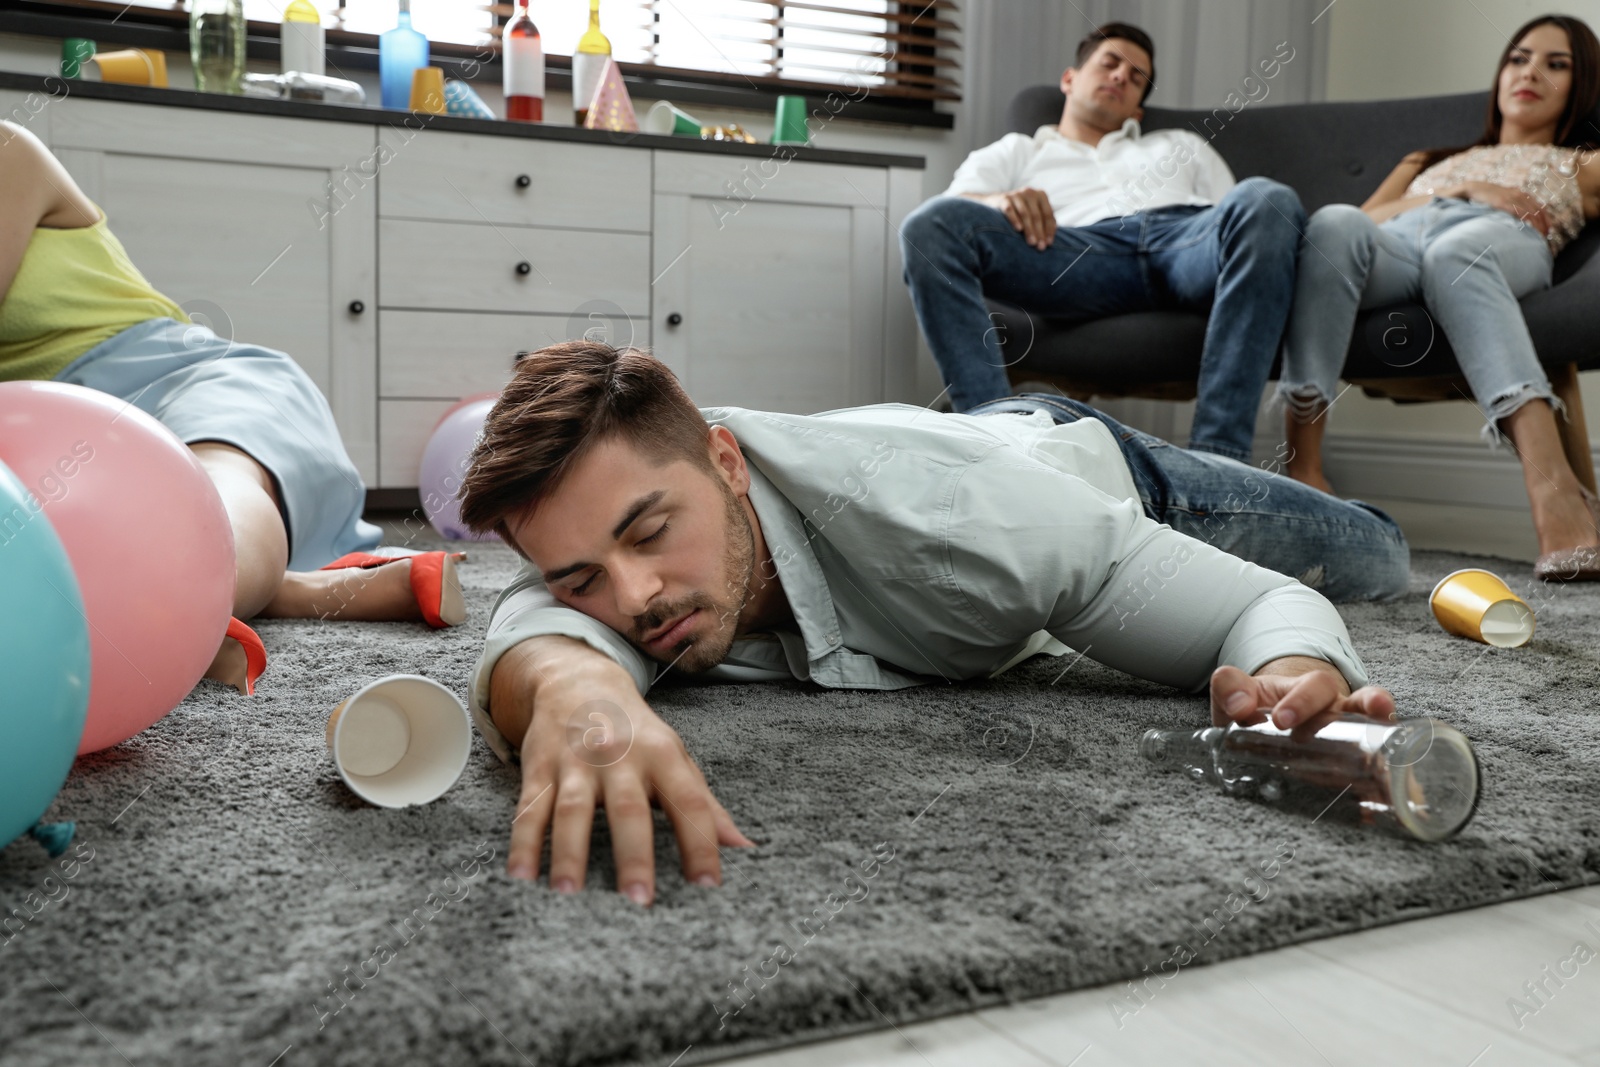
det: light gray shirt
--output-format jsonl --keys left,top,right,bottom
{"left": 468, "top": 404, "right": 1367, "bottom": 763}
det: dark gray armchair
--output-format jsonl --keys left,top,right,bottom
{"left": 988, "top": 86, "right": 1600, "bottom": 491}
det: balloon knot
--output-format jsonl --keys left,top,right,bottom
{"left": 28, "top": 820, "right": 76, "bottom": 857}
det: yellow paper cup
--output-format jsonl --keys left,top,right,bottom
{"left": 1429, "top": 568, "right": 1535, "bottom": 648}
{"left": 92, "top": 48, "right": 168, "bottom": 87}
{"left": 326, "top": 675, "right": 471, "bottom": 807}
{"left": 409, "top": 67, "right": 446, "bottom": 114}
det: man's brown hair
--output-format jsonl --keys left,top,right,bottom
{"left": 458, "top": 341, "right": 713, "bottom": 550}
{"left": 1075, "top": 21, "right": 1157, "bottom": 104}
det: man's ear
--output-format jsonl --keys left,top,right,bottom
{"left": 1060, "top": 67, "right": 1075, "bottom": 97}
{"left": 707, "top": 425, "right": 750, "bottom": 494}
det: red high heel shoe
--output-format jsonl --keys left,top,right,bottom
{"left": 318, "top": 550, "right": 468, "bottom": 628}
{"left": 225, "top": 617, "right": 268, "bottom": 695}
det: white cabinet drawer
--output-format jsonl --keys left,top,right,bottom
{"left": 379, "top": 309, "right": 648, "bottom": 398}
{"left": 653, "top": 150, "right": 887, "bottom": 208}
{"left": 379, "top": 129, "right": 650, "bottom": 232}
{"left": 378, "top": 219, "right": 650, "bottom": 315}
{"left": 53, "top": 97, "right": 368, "bottom": 168}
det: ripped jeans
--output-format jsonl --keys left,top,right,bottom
{"left": 1279, "top": 198, "right": 1557, "bottom": 442}
{"left": 970, "top": 394, "right": 1411, "bottom": 602}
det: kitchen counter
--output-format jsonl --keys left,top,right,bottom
{"left": 0, "top": 69, "right": 927, "bottom": 170}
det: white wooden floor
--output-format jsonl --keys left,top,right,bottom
{"left": 713, "top": 885, "right": 1600, "bottom": 1067}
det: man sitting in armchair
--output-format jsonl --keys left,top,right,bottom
{"left": 901, "top": 21, "right": 1304, "bottom": 462}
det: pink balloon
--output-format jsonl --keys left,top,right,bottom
{"left": 418, "top": 395, "right": 500, "bottom": 542}
{"left": 0, "top": 382, "right": 235, "bottom": 753}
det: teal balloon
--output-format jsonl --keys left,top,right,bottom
{"left": 0, "top": 458, "right": 90, "bottom": 852}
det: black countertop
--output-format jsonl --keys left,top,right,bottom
{"left": 0, "top": 70, "right": 927, "bottom": 170}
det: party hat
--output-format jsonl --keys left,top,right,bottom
{"left": 582, "top": 58, "right": 639, "bottom": 132}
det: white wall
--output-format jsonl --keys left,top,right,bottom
{"left": 1326, "top": 0, "right": 1600, "bottom": 100}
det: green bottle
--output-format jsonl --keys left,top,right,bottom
{"left": 190, "top": 0, "right": 246, "bottom": 94}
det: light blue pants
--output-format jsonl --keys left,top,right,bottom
{"left": 54, "top": 317, "right": 381, "bottom": 571}
{"left": 1278, "top": 198, "right": 1557, "bottom": 442}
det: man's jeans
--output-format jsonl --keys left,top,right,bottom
{"left": 901, "top": 178, "right": 1307, "bottom": 461}
{"left": 970, "top": 394, "right": 1410, "bottom": 602}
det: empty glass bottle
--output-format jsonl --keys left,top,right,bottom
{"left": 1140, "top": 713, "right": 1480, "bottom": 842}
{"left": 190, "top": 0, "right": 246, "bottom": 95}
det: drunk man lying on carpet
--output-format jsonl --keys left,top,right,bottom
{"left": 459, "top": 342, "right": 1411, "bottom": 907}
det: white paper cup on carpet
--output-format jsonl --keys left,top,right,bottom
{"left": 326, "top": 675, "right": 471, "bottom": 808}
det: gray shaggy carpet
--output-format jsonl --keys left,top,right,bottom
{"left": 2, "top": 527, "right": 1597, "bottom": 1067}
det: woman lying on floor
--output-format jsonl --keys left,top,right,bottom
{"left": 1279, "top": 14, "right": 1600, "bottom": 581}
{"left": 0, "top": 120, "right": 465, "bottom": 694}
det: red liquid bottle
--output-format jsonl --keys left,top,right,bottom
{"left": 502, "top": 0, "right": 543, "bottom": 122}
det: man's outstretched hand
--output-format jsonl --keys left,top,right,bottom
{"left": 491, "top": 637, "right": 755, "bottom": 906}
{"left": 1210, "top": 656, "right": 1396, "bottom": 737}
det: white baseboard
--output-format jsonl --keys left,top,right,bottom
{"left": 1258, "top": 432, "right": 1587, "bottom": 563}
{"left": 1309, "top": 433, "right": 1598, "bottom": 509}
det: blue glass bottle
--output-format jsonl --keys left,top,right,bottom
{"left": 379, "top": 0, "right": 429, "bottom": 109}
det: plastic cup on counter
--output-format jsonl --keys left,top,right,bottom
{"left": 772, "top": 94, "right": 809, "bottom": 145}
{"left": 409, "top": 66, "right": 446, "bottom": 114}
{"left": 91, "top": 48, "right": 168, "bottom": 88}
{"left": 60, "top": 38, "right": 96, "bottom": 80}
{"left": 643, "top": 100, "right": 704, "bottom": 136}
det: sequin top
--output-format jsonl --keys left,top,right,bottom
{"left": 1407, "top": 143, "right": 1586, "bottom": 255}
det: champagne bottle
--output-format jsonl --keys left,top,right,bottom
{"left": 281, "top": 0, "right": 325, "bottom": 82}
{"left": 190, "top": 0, "right": 245, "bottom": 95}
{"left": 503, "top": 0, "right": 544, "bottom": 123}
{"left": 572, "top": 0, "right": 612, "bottom": 125}
{"left": 379, "top": 0, "right": 429, "bottom": 110}
{"left": 1139, "top": 713, "right": 1480, "bottom": 842}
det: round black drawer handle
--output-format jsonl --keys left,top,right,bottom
{"left": 348, "top": 300, "right": 365, "bottom": 314}
{"left": 515, "top": 174, "right": 531, "bottom": 188}
{"left": 515, "top": 261, "right": 532, "bottom": 276}
{"left": 666, "top": 312, "right": 683, "bottom": 327}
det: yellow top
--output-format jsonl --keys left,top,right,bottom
{"left": 0, "top": 202, "right": 190, "bottom": 382}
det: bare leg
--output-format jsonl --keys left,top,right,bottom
{"left": 260, "top": 561, "right": 425, "bottom": 623}
{"left": 1282, "top": 392, "right": 1337, "bottom": 496}
{"left": 190, "top": 442, "right": 289, "bottom": 690}
{"left": 1499, "top": 399, "right": 1600, "bottom": 556}
{"left": 190, "top": 443, "right": 422, "bottom": 692}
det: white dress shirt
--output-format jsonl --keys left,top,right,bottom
{"left": 942, "top": 119, "right": 1237, "bottom": 228}
{"left": 468, "top": 405, "right": 1365, "bottom": 764}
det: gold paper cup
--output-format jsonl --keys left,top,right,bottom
{"left": 326, "top": 675, "right": 471, "bottom": 807}
{"left": 1429, "top": 568, "right": 1535, "bottom": 648}
{"left": 409, "top": 67, "right": 446, "bottom": 114}
{"left": 91, "top": 48, "right": 168, "bottom": 87}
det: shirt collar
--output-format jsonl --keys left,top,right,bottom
{"left": 743, "top": 459, "right": 847, "bottom": 664}
{"left": 1036, "top": 116, "right": 1143, "bottom": 149}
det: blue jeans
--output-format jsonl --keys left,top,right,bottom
{"left": 969, "top": 394, "right": 1410, "bottom": 602}
{"left": 1280, "top": 199, "right": 1557, "bottom": 443}
{"left": 901, "top": 177, "right": 1308, "bottom": 461}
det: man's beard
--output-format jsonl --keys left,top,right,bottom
{"left": 630, "top": 480, "right": 756, "bottom": 672}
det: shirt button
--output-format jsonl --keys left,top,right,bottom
{"left": 826, "top": 630, "right": 839, "bottom": 644}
